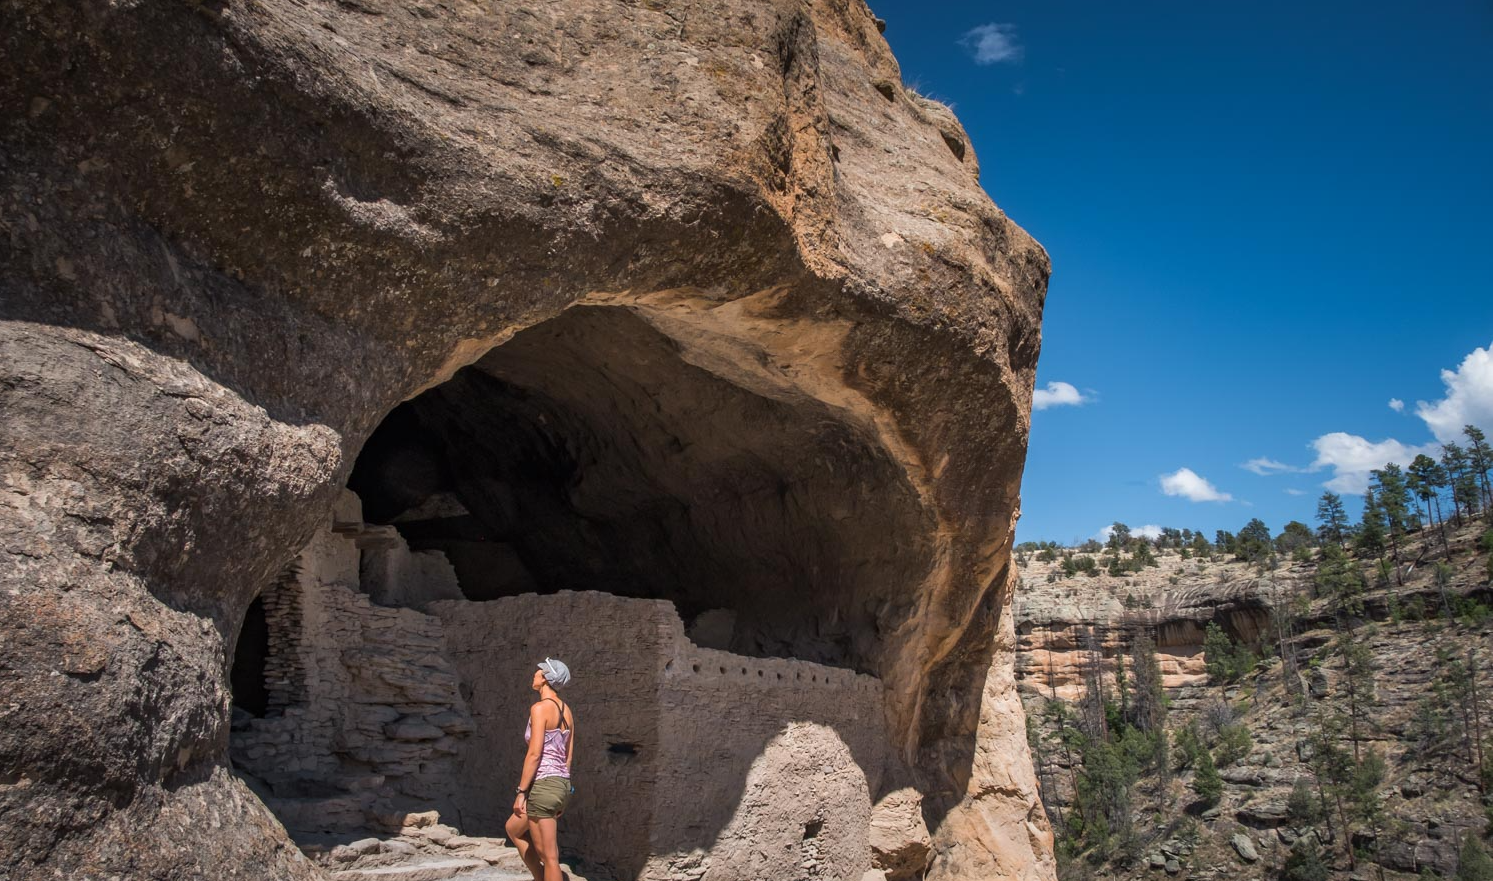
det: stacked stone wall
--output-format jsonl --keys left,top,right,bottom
{"left": 230, "top": 507, "right": 920, "bottom": 880}
{"left": 431, "top": 591, "right": 894, "bottom": 881}
{"left": 229, "top": 525, "right": 474, "bottom": 833}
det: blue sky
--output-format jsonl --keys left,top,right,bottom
{"left": 874, "top": 0, "right": 1493, "bottom": 545}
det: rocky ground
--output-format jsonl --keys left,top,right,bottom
{"left": 1016, "top": 514, "right": 1493, "bottom": 881}
{"left": 293, "top": 810, "right": 587, "bottom": 881}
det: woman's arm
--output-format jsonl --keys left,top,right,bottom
{"left": 513, "top": 702, "right": 547, "bottom": 816}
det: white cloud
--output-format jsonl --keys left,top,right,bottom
{"left": 1414, "top": 342, "right": 1493, "bottom": 443}
{"left": 1159, "top": 468, "right": 1234, "bottom": 503}
{"left": 1284, "top": 488, "right": 1306, "bottom": 496}
{"left": 1307, "top": 432, "right": 1437, "bottom": 495}
{"left": 1032, "top": 380, "right": 1091, "bottom": 411}
{"left": 1388, "top": 398, "right": 1405, "bottom": 413}
{"left": 1242, "top": 457, "right": 1302, "bottom": 476}
{"left": 1096, "top": 523, "right": 1164, "bottom": 542}
{"left": 959, "top": 23, "right": 1023, "bottom": 65}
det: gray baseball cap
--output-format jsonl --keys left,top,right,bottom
{"left": 538, "top": 657, "right": 571, "bottom": 688}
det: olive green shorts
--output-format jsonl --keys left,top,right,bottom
{"left": 526, "top": 776, "right": 572, "bottom": 819}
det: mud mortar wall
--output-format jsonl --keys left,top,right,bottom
{"left": 231, "top": 527, "right": 475, "bottom": 831}
{"left": 431, "top": 591, "right": 892, "bottom": 881}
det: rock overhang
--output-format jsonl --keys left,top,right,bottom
{"left": 0, "top": 0, "right": 1054, "bottom": 878}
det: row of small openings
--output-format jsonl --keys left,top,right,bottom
{"left": 665, "top": 658, "right": 867, "bottom": 688}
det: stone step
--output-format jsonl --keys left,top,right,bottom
{"left": 332, "top": 856, "right": 487, "bottom": 881}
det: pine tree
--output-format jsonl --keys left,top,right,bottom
{"left": 1410, "top": 453, "right": 1451, "bottom": 555}
{"left": 1317, "top": 543, "right": 1367, "bottom": 622}
{"left": 1458, "top": 836, "right": 1493, "bottom": 881}
{"left": 1346, "top": 749, "right": 1387, "bottom": 875}
{"left": 1191, "top": 746, "right": 1222, "bottom": 807}
{"left": 1337, "top": 629, "right": 1378, "bottom": 763}
{"left": 1203, "top": 622, "right": 1235, "bottom": 685}
{"left": 1316, "top": 491, "right": 1350, "bottom": 548}
{"left": 1127, "top": 632, "right": 1165, "bottom": 734}
{"left": 1307, "top": 711, "right": 1354, "bottom": 866}
{"left": 1459, "top": 468, "right": 1485, "bottom": 518}
{"left": 1275, "top": 520, "right": 1316, "bottom": 556}
{"left": 1356, "top": 490, "right": 1387, "bottom": 560}
{"left": 1445, "top": 646, "right": 1488, "bottom": 793}
{"left": 1466, "top": 425, "right": 1493, "bottom": 512}
{"left": 1443, "top": 442, "right": 1472, "bottom": 526}
{"left": 1237, "top": 518, "right": 1273, "bottom": 564}
{"left": 1283, "top": 838, "right": 1331, "bottom": 881}
{"left": 1372, "top": 465, "right": 1412, "bottom": 585}
{"left": 1127, "top": 632, "right": 1170, "bottom": 809}
{"left": 1078, "top": 627, "right": 1110, "bottom": 743}
{"left": 1409, "top": 669, "right": 1460, "bottom": 776}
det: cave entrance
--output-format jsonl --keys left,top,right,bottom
{"left": 348, "top": 303, "right": 934, "bottom": 672}
{"left": 228, "top": 302, "right": 929, "bottom": 874}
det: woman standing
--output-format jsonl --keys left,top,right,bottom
{"left": 506, "top": 658, "right": 574, "bottom": 881}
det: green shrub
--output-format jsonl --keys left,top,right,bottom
{"left": 1203, "top": 622, "right": 1258, "bottom": 683}
{"left": 1458, "top": 837, "right": 1493, "bottom": 881}
{"left": 1174, "top": 721, "right": 1204, "bottom": 770}
{"left": 1287, "top": 778, "right": 1323, "bottom": 824}
{"left": 1282, "top": 838, "right": 1330, "bottom": 881}
{"left": 1455, "top": 598, "right": 1493, "bottom": 626}
{"left": 1482, "top": 738, "right": 1493, "bottom": 794}
{"left": 1215, "top": 723, "right": 1254, "bottom": 767}
{"left": 1192, "top": 748, "right": 1223, "bottom": 806}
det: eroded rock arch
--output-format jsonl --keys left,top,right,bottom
{"left": 0, "top": 0, "right": 1053, "bottom": 878}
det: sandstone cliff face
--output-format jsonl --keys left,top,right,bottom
{"left": 0, "top": 1, "right": 1052, "bottom": 878}
{"left": 1016, "top": 557, "right": 1282, "bottom": 701}
{"left": 1014, "top": 521, "right": 1493, "bottom": 881}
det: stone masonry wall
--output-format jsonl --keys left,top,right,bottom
{"left": 229, "top": 515, "right": 475, "bottom": 834}
{"left": 231, "top": 499, "right": 928, "bottom": 880}
{"left": 431, "top": 591, "right": 900, "bottom": 881}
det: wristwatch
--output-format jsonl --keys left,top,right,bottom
{"left": 515, "top": 786, "right": 528, "bottom": 795}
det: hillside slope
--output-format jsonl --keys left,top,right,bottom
{"left": 1017, "top": 515, "right": 1493, "bottom": 881}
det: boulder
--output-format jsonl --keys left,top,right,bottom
{"left": 869, "top": 788, "right": 933, "bottom": 880}
{"left": 1231, "top": 833, "right": 1259, "bottom": 863}
{"left": 1235, "top": 800, "right": 1291, "bottom": 827}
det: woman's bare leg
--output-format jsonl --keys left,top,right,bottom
{"left": 527, "top": 817, "right": 563, "bottom": 881}
{"left": 505, "top": 811, "right": 543, "bottom": 881}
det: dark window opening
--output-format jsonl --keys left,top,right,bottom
{"left": 230, "top": 597, "right": 270, "bottom": 719}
